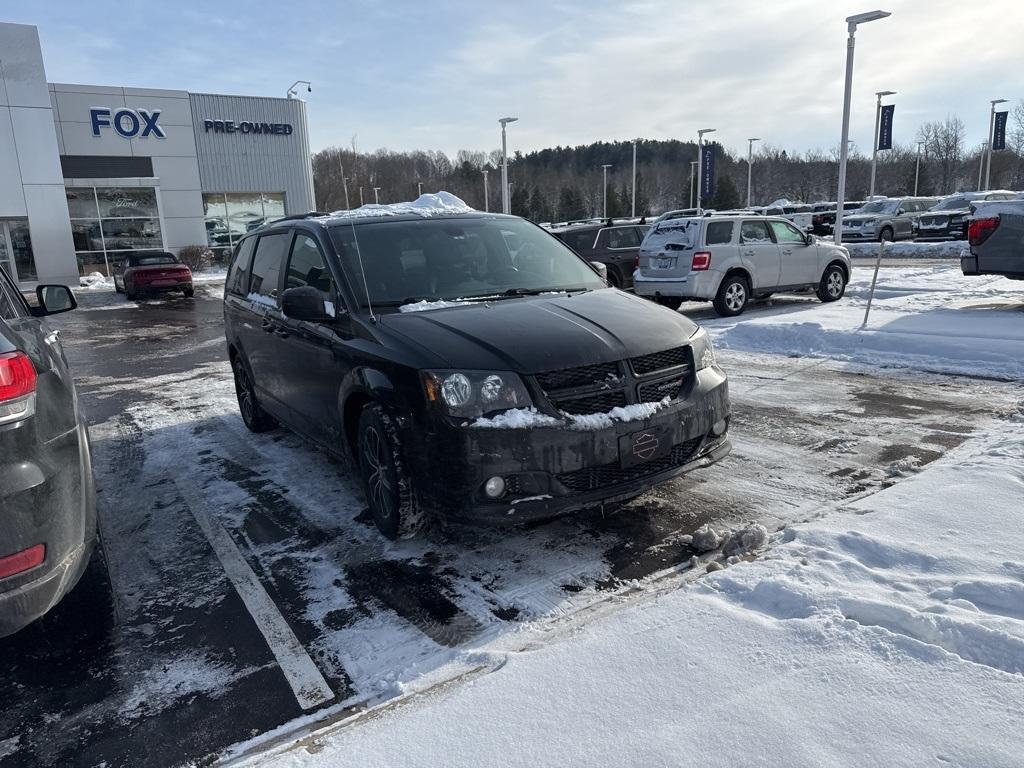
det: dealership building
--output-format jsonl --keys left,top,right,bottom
{"left": 0, "top": 22, "right": 316, "bottom": 288}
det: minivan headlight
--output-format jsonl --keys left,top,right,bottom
{"left": 689, "top": 327, "right": 718, "bottom": 371}
{"left": 423, "top": 370, "right": 532, "bottom": 417}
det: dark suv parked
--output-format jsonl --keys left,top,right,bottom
{"left": 223, "top": 202, "right": 730, "bottom": 539}
{"left": 917, "top": 191, "right": 1017, "bottom": 241}
{"left": 548, "top": 220, "right": 651, "bottom": 289}
{"left": 1, "top": 272, "right": 96, "bottom": 637}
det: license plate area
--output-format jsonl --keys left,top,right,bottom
{"left": 618, "top": 425, "right": 672, "bottom": 468}
{"left": 653, "top": 257, "right": 677, "bottom": 270}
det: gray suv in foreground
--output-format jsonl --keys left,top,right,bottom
{"left": 634, "top": 215, "right": 851, "bottom": 316}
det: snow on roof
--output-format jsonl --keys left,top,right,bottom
{"left": 321, "top": 192, "right": 475, "bottom": 221}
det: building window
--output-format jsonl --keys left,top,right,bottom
{"left": 0, "top": 220, "right": 37, "bottom": 283}
{"left": 65, "top": 186, "right": 164, "bottom": 276}
{"left": 203, "top": 192, "right": 286, "bottom": 259}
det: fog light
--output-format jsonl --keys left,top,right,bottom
{"left": 712, "top": 418, "right": 728, "bottom": 437}
{"left": 484, "top": 476, "right": 506, "bottom": 499}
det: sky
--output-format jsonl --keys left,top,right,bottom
{"left": 8, "top": 0, "right": 1023, "bottom": 159}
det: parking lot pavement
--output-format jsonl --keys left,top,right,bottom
{"left": 1, "top": 283, "right": 1019, "bottom": 767}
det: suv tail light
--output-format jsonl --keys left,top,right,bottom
{"left": 968, "top": 217, "right": 999, "bottom": 247}
{"left": 0, "top": 351, "right": 37, "bottom": 424}
{"left": 691, "top": 252, "right": 712, "bottom": 271}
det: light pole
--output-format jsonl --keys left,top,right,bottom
{"left": 342, "top": 177, "right": 351, "bottom": 209}
{"left": 835, "top": 10, "right": 891, "bottom": 246}
{"left": 601, "top": 164, "right": 613, "bottom": 218}
{"left": 417, "top": 181, "right": 423, "bottom": 197}
{"left": 914, "top": 141, "right": 923, "bottom": 196}
{"left": 869, "top": 90, "right": 896, "bottom": 199}
{"left": 483, "top": 168, "right": 490, "bottom": 212}
{"left": 358, "top": 187, "right": 364, "bottom": 207}
{"left": 373, "top": 187, "right": 381, "bottom": 204}
{"left": 499, "top": 117, "right": 518, "bottom": 214}
{"left": 689, "top": 161, "right": 698, "bottom": 208}
{"left": 631, "top": 140, "right": 638, "bottom": 217}
{"left": 696, "top": 128, "right": 716, "bottom": 215}
{"left": 977, "top": 142, "right": 988, "bottom": 190}
{"left": 985, "top": 98, "right": 1007, "bottom": 190}
{"left": 285, "top": 80, "right": 311, "bottom": 99}
{"left": 746, "top": 137, "right": 761, "bottom": 207}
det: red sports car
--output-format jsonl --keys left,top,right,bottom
{"left": 113, "top": 251, "right": 194, "bottom": 299}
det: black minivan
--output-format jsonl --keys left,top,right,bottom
{"left": 223, "top": 198, "right": 731, "bottom": 539}
{"left": 0, "top": 271, "right": 96, "bottom": 637}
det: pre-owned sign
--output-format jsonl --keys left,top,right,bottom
{"left": 203, "top": 119, "right": 293, "bottom": 136}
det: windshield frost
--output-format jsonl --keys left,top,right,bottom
{"left": 329, "top": 218, "right": 605, "bottom": 308}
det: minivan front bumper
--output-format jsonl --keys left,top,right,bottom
{"left": 412, "top": 366, "right": 731, "bottom": 523}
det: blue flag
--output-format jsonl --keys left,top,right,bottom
{"left": 877, "top": 104, "right": 895, "bottom": 151}
{"left": 993, "top": 111, "right": 1008, "bottom": 151}
{"left": 700, "top": 144, "right": 716, "bottom": 201}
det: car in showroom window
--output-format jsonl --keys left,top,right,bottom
{"left": 223, "top": 196, "right": 731, "bottom": 540}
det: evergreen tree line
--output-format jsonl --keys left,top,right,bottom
{"left": 312, "top": 102, "right": 1024, "bottom": 221}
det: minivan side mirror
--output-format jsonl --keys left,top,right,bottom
{"left": 590, "top": 261, "right": 609, "bottom": 284}
{"left": 33, "top": 284, "right": 77, "bottom": 317}
{"left": 282, "top": 286, "right": 331, "bottom": 322}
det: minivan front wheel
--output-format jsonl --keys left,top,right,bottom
{"left": 713, "top": 274, "right": 749, "bottom": 317}
{"left": 232, "top": 357, "right": 277, "bottom": 433}
{"left": 358, "top": 404, "right": 425, "bottom": 540}
{"left": 817, "top": 264, "right": 847, "bottom": 302}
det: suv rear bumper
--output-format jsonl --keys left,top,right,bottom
{"left": 634, "top": 269, "right": 720, "bottom": 300}
{"left": 411, "top": 367, "right": 731, "bottom": 523}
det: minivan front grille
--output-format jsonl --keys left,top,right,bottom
{"left": 535, "top": 361, "right": 620, "bottom": 392}
{"left": 556, "top": 437, "right": 704, "bottom": 494}
{"left": 631, "top": 347, "right": 690, "bottom": 376}
{"left": 638, "top": 376, "right": 685, "bottom": 403}
{"left": 551, "top": 390, "right": 628, "bottom": 416}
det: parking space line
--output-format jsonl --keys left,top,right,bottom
{"left": 173, "top": 478, "right": 335, "bottom": 711}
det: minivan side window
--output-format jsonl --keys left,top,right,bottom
{"left": 249, "top": 232, "right": 291, "bottom": 300}
{"left": 768, "top": 220, "right": 805, "bottom": 244}
{"left": 705, "top": 221, "right": 735, "bottom": 245}
{"left": 740, "top": 221, "right": 772, "bottom": 243}
{"left": 226, "top": 237, "right": 257, "bottom": 296}
{"left": 286, "top": 234, "right": 335, "bottom": 297}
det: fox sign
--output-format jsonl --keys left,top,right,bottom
{"left": 90, "top": 108, "right": 165, "bottom": 139}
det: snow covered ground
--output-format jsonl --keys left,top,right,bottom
{"left": 243, "top": 408, "right": 1024, "bottom": 768}
{"left": 229, "top": 265, "right": 1024, "bottom": 768}
{"left": 842, "top": 240, "right": 966, "bottom": 259}
{"left": 708, "top": 264, "right": 1024, "bottom": 381}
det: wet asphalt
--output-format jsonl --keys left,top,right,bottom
{"left": 0, "top": 282, "right": 1018, "bottom": 768}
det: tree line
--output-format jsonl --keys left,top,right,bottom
{"left": 312, "top": 101, "right": 1024, "bottom": 221}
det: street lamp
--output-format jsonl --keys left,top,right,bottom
{"left": 746, "top": 137, "right": 761, "bottom": 207}
{"left": 914, "top": 141, "right": 923, "bottom": 196}
{"left": 696, "top": 128, "right": 716, "bottom": 215}
{"left": 834, "top": 9, "right": 891, "bottom": 246}
{"left": 358, "top": 187, "right": 364, "bottom": 207}
{"left": 285, "top": 80, "right": 312, "bottom": 99}
{"left": 483, "top": 168, "right": 490, "bottom": 212}
{"left": 689, "top": 161, "right": 699, "bottom": 208}
{"left": 499, "top": 117, "right": 518, "bottom": 214}
{"left": 342, "top": 176, "right": 350, "bottom": 210}
{"left": 631, "top": 140, "right": 638, "bottom": 217}
{"left": 977, "top": 141, "right": 988, "bottom": 191}
{"left": 985, "top": 98, "right": 1007, "bottom": 190}
{"left": 601, "top": 164, "right": 613, "bottom": 218}
{"left": 869, "top": 90, "right": 896, "bottom": 199}
{"left": 373, "top": 187, "right": 381, "bottom": 204}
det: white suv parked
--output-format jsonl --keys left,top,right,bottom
{"left": 634, "top": 215, "right": 852, "bottom": 316}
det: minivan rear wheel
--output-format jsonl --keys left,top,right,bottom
{"left": 358, "top": 403, "right": 425, "bottom": 540}
{"left": 232, "top": 357, "right": 277, "bottom": 433}
{"left": 713, "top": 274, "right": 749, "bottom": 317}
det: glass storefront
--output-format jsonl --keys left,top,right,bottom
{"left": 0, "top": 220, "right": 37, "bottom": 283}
{"left": 66, "top": 186, "right": 164, "bottom": 276}
{"left": 203, "top": 192, "right": 285, "bottom": 259}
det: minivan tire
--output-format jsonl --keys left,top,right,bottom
{"left": 358, "top": 403, "right": 425, "bottom": 540}
{"left": 817, "top": 264, "right": 847, "bottom": 303}
{"left": 655, "top": 295, "right": 683, "bottom": 311}
{"left": 713, "top": 274, "right": 750, "bottom": 317}
{"left": 232, "top": 356, "right": 278, "bottom": 433}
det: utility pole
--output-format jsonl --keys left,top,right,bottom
{"left": 985, "top": 98, "right": 1007, "bottom": 190}
{"left": 483, "top": 168, "right": 490, "bottom": 212}
{"left": 746, "top": 137, "right": 761, "bottom": 207}
{"left": 869, "top": 90, "right": 896, "bottom": 199}
{"left": 914, "top": 142, "right": 922, "bottom": 196}
{"left": 602, "top": 164, "right": 612, "bottom": 218}
{"left": 696, "top": 128, "right": 716, "bottom": 216}
{"left": 373, "top": 187, "right": 381, "bottom": 204}
{"left": 631, "top": 140, "right": 638, "bottom": 217}
{"left": 499, "top": 117, "right": 518, "bottom": 214}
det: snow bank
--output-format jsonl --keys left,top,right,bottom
{"left": 325, "top": 192, "right": 473, "bottom": 220}
{"left": 710, "top": 265, "right": 1024, "bottom": 381}
{"left": 471, "top": 398, "right": 672, "bottom": 430}
{"left": 843, "top": 241, "right": 966, "bottom": 259}
{"left": 78, "top": 272, "right": 113, "bottom": 290}
{"left": 245, "top": 413, "right": 1024, "bottom": 768}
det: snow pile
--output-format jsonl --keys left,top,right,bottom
{"left": 325, "top": 192, "right": 474, "bottom": 221}
{"left": 710, "top": 265, "right": 1024, "bottom": 381}
{"left": 471, "top": 398, "right": 672, "bottom": 430}
{"left": 399, "top": 298, "right": 475, "bottom": 313}
{"left": 685, "top": 523, "right": 769, "bottom": 557}
{"left": 843, "top": 240, "right": 966, "bottom": 259}
{"left": 247, "top": 413, "right": 1024, "bottom": 768}
{"left": 78, "top": 272, "right": 113, "bottom": 290}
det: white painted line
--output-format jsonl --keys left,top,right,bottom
{"left": 174, "top": 478, "right": 335, "bottom": 711}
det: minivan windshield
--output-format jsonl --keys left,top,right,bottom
{"left": 858, "top": 201, "right": 899, "bottom": 215}
{"left": 329, "top": 217, "right": 606, "bottom": 308}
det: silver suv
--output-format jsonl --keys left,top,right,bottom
{"left": 840, "top": 197, "right": 938, "bottom": 242}
{"left": 634, "top": 215, "right": 851, "bottom": 316}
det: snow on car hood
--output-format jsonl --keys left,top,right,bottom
{"left": 322, "top": 192, "right": 474, "bottom": 220}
